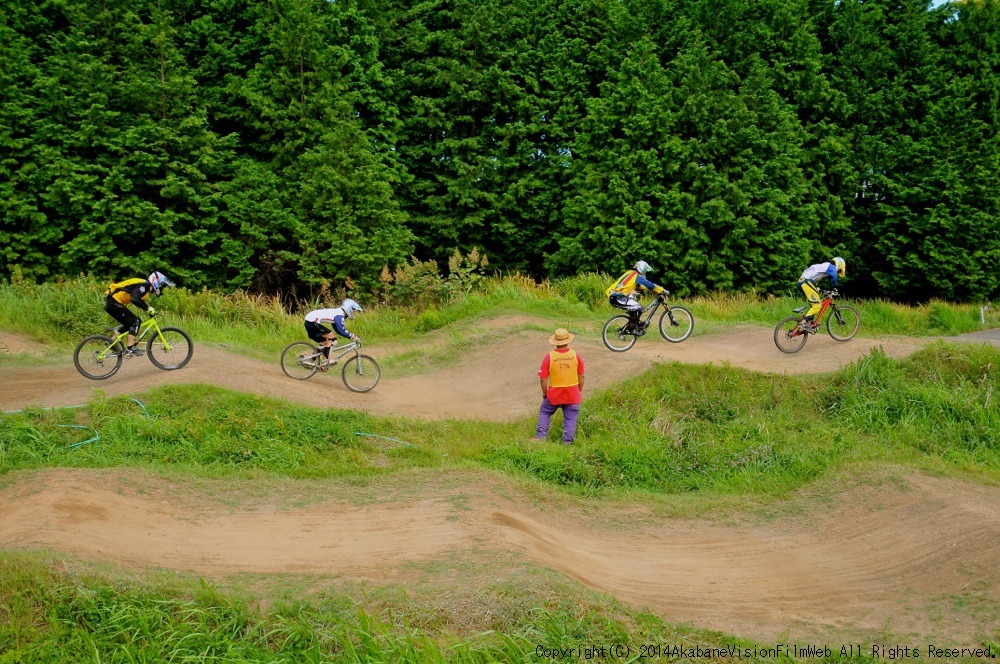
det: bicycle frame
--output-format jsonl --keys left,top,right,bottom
{"left": 321, "top": 340, "right": 362, "bottom": 365}
{"left": 98, "top": 316, "right": 172, "bottom": 359}
{"left": 631, "top": 295, "right": 681, "bottom": 328}
{"left": 794, "top": 294, "right": 838, "bottom": 327}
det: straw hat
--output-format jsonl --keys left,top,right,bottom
{"left": 548, "top": 328, "right": 575, "bottom": 345}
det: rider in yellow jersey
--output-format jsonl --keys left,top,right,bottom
{"left": 104, "top": 271, "right": 174, "bottom": 355}
{"left": 605, "top": 260, "right": 668, "bottom": 331}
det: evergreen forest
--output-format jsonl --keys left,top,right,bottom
{"left": 1, "top": 0, "right": 998, "bottom": 302}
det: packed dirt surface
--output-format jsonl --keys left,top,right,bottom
{"left": 1, "top": 468, "right": 997, "bottom": 643}
{"left": 2, "top": 322, "right": 998, "bottom": 644}
{"left": 1, "top": 322, "right": 931, "bottom": 419}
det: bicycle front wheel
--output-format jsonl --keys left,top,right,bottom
{"left": 148, "top": 327, "right": 194, "bottom": 370}
{"left": 342, "top": 353, "right": 380, "bottom": 392}
{"left": 658, "top": 306, "right": 694, "bottom": 342}
{"left": 827, "top": 306, "right": 860, "bottom": 341}
{"left": 281, "top": 341, "right": 320, "bottom": 380}
{"left": 602, "top": 315, "right": 638, "bottom": 352}
{"left": 774, "top": 316, "right": 809, "bottom": 354}
{"left": 74, "top": 335, "right": 124, "bottom": 380}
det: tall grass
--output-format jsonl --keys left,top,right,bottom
{"left": 2, "top": 276, "right": 996, "bottom": 357}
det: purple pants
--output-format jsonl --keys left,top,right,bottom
{"left": 536, "top": 398, "right": 580, "bottom": 444}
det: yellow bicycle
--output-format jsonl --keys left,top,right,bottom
{"left": 73, "top": 313, "right": 193, "bottom": 380}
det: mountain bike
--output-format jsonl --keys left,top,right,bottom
{"left": 280, "top": 338, "right": 380, "bottom": 393}
{"left": 773, "top": 290, "right": 860, "bottom": 354}
{"left": 73, "top": 314, "right": 194, "bottom": 380}
{"left": 602, "top": 292, "right": 694, "bottom": 352}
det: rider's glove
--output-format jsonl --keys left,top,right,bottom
{"left": 147, "top": 307, "right": 157, "bottom": 316}
{"left": 829, "top": 289, "right": 839, "bottom": 298}
{"left": 352, "top": 334, "right": 361, "bottom": 343}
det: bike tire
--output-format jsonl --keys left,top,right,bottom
{"left": 281, "top": 341, "right": 320, "bottom": 380}
{"left": 658, "top": 305, "right": 694, "bottom": 343}
{"left": 74, "top": 335, "right": 124, "bottom": 380}
{"left": 342, "top": 353, "right": 380, "bottom": 392}
{"left": 774, "top": 316, "right": 809, "bottom": 354}
{"left": 147, "top": 327, "right": 194, "bottom": 370}
{"left": 827, "top": 306, "right": 861, "bottom": 342}
{"left": 602, "top": 315, "right": 638, "bottom": 352}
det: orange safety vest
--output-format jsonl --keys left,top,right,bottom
{"left": 547, "top": 349, "right": 579, "bottom": 388}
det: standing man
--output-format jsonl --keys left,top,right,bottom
{"left": 533, "top": 328, "right": 585, "bottom": 445}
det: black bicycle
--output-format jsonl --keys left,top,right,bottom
{"left": 602, "top": 292, "right": 694, "bottom": 352}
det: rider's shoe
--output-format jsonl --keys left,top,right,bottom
{"left": 125, "top": 345, "right": 145, "bottom": 357}
{"left": 799, "top": 321, "right": 819, "bottom": 334}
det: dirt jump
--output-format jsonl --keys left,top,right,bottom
{"left": 2, "top": 321, "right": 999, "bottom": 644}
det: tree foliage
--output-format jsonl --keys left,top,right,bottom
{"left": 1, "top": 0, "right": 997, "bottom": 301}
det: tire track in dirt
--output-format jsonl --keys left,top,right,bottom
{"left": 1, "top": 469, "right": 997, "bottom": 643}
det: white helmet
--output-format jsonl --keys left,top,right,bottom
{"left": 341, "top": 298, "right": 363, "bottom": 318}
{"left": 634, "top": 260, "right": 652, "bottom": 276}
{"left": 832, "top": 257, "right": 846, "bottom": 277}
{"left": 148, "top": 271, "right": 175, "bottom": 295}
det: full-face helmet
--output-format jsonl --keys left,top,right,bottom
{"left": 634, "top": 260, "right": 653, "bottom": 276}
{"left": 341, "top": 298, "right": 363, "bottom": 319}
{"left": 148, "top": 271, "right": 175, "bottom": 296}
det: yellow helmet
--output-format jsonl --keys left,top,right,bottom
{"left": 833, "top": 257, "right": 846, "bottom": 277}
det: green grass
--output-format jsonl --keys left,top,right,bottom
{"left": 1, "top": 550, "right": 766, "bottom": 663}
{"left": 1, "top": 277, "right": 999, "bottom": 660}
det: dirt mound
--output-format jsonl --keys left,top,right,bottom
{"left": 0, "top": 324, "right": 925, "bottom": 419}
{"left": 1, "top": 468, "right": 996, "bottom": 643}
{"left": 0, "top": 331, "right": 46, "bottom": 355}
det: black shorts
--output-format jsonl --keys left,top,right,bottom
{"left": 105, "top": 297, "right": 140, "bottom": 333}
{"left": 305, "top": 320, "right": 332, "bottom": 343}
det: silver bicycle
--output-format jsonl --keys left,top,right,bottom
{"left": 279, "top": 339, "right": 380, "bottom": 392}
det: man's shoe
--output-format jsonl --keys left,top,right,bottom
{"left": 125, "top": 346, "right": 145, "bottom": 357}
{"left": 799, "top": 321, "right": 819, "bottom": 334}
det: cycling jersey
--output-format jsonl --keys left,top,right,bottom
{"left": 105, "top": 278, "right": 151, "bottom": 309}
{"left": 305, "top": 308, "right": 352, "bottom": 339}
{"left": 605, "top": 269, "right": 665, "bottom": 297}
{"left": 799, "top": 262, "right": 839, "bottom": 287}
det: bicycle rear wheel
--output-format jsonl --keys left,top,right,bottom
{"left": 147, "top": 327, "right": 193, "bottom": 370}
{"left": 774, "top": 316, "right": 809, "bottom": 354}
{"left": 74, "top": 335, "right": 124, "bottom": 380}
{"left": 342, "top": 353, "right": 380, "bottom": 392}
{"left": 658, "top": 306, "right": 694, "bottom": 342}
{"left": 602, "top": 315, "right": 638, "bottom": 352}
{"left": 827, "top": 306, "right": 860, "bottom": 341}
{"left": 281, "top": 341, "right": 320, "bottom": 380}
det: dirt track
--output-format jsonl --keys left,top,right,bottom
{"left": 0, "top": 322, "right": 929, "bottom": 419}
{"left": 2, "top": 323, "right": 999, "bottom": 643}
